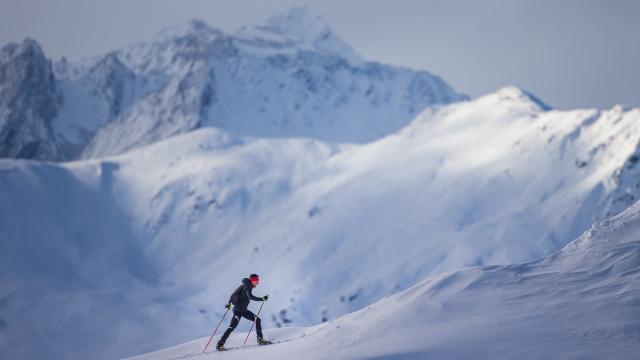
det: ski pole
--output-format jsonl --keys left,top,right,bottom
{"left": 243, "top": 300, "right": 266, "bottom": 347}
{"left": 202, "top": 307, "right": 230, "bottom": 353}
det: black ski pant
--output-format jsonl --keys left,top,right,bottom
{"left": 218, "top": 309, "right": 262, "bottom": 344}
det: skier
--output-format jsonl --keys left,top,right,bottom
{"left": 216, "top": 274, "right": 271, "bottom": 351}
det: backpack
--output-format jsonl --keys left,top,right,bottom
{"left": 229, "top": 284, "right": 244, "bottom": 305}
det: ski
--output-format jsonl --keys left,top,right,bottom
{"left": 215, "top": 339, "right": 278, "bottom": 352}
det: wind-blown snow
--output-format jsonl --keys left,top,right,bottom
{"left": 1, "top": 87, "right": 639, "bottom": 359}
{"left": 130, "top": 201, "right": 640, "bottom": 360}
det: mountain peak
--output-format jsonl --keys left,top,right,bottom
{"left": 487, "top": 86, "right": 552, "bottom": 112}
{"left": 156, "top": 18, "right": 222, "bottom": 41}
{"left": 263, "top": 6, "right": 331, "bottom": 43}
{"left": 94, "top": 52, "right": 123, "bottom": 68}
{"left": 1, "top": 38, "right": 46, "bottom": 63}
{"left": 0, "top": 37, "right": 62, "bottom": 161}
{"left": 237, "top": 6, "right": 364, "bottom": 65}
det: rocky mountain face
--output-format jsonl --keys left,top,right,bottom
{"left": 603, "top": 108, "right": 640, "bottom": 218}
{"left": 0, "top": 39, "right": 62, "bottom": 160}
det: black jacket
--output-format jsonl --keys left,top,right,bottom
{"left": 229, "top": 278, "right": 263, "bottom": 312}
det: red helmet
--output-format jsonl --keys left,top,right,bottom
{"left": 249, "top": 274, "right": 259, "bottom": 285}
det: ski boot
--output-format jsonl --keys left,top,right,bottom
{"left": 216, "top": 342, "right": 226, "bottom": 351}
{"left": 257, "top": 337, "right": 273, "bottom": 345}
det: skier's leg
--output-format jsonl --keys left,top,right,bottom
{"left": 242, "top": 310, "right": 263, "bottom": 339}
{"left": 218, "top": 313, "right": 241, "bottom": 345}
{"left": 255, "top": 316, "right": 263, "bottom": 339}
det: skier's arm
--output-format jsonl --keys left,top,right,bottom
{"left": 245, "top": 285, "right": 263, "bottom": 301}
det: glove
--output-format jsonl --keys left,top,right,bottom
{"left": 262, "top": 295, "right": 269, "bottom": 301}
{"left": 225, "top": 303, "right": 232, "bottom": 310}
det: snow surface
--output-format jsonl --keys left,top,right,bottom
{"left": 1, "top": 87, "right": 639, "bottom": 359}
{"left": 129, "top": 201, "right": 640, "bottom": 359}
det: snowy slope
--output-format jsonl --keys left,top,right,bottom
{"left": 1, "top": 87, "right": 639, "bottom": 359}
{"left": 129, "top": 199, "right": 640, "bottom": 360}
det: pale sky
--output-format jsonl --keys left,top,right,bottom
{"left": 1, "top": 0, "right": 638, "bottom": 110}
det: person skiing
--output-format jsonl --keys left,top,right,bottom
{"left": 216, "top": 274, "right": 271, "bottom": 350}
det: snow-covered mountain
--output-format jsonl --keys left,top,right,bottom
{"left": 130, "top": 199, "right": 640, "bottom": 360}
{"left": 0, "top": 7, "right": 466, "bottom": 161}
{"left": 2, "top": 6, "right": 640, "bottom": 360}
{"left": 0, "top": 86, "right": 639, "bottom": 359}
